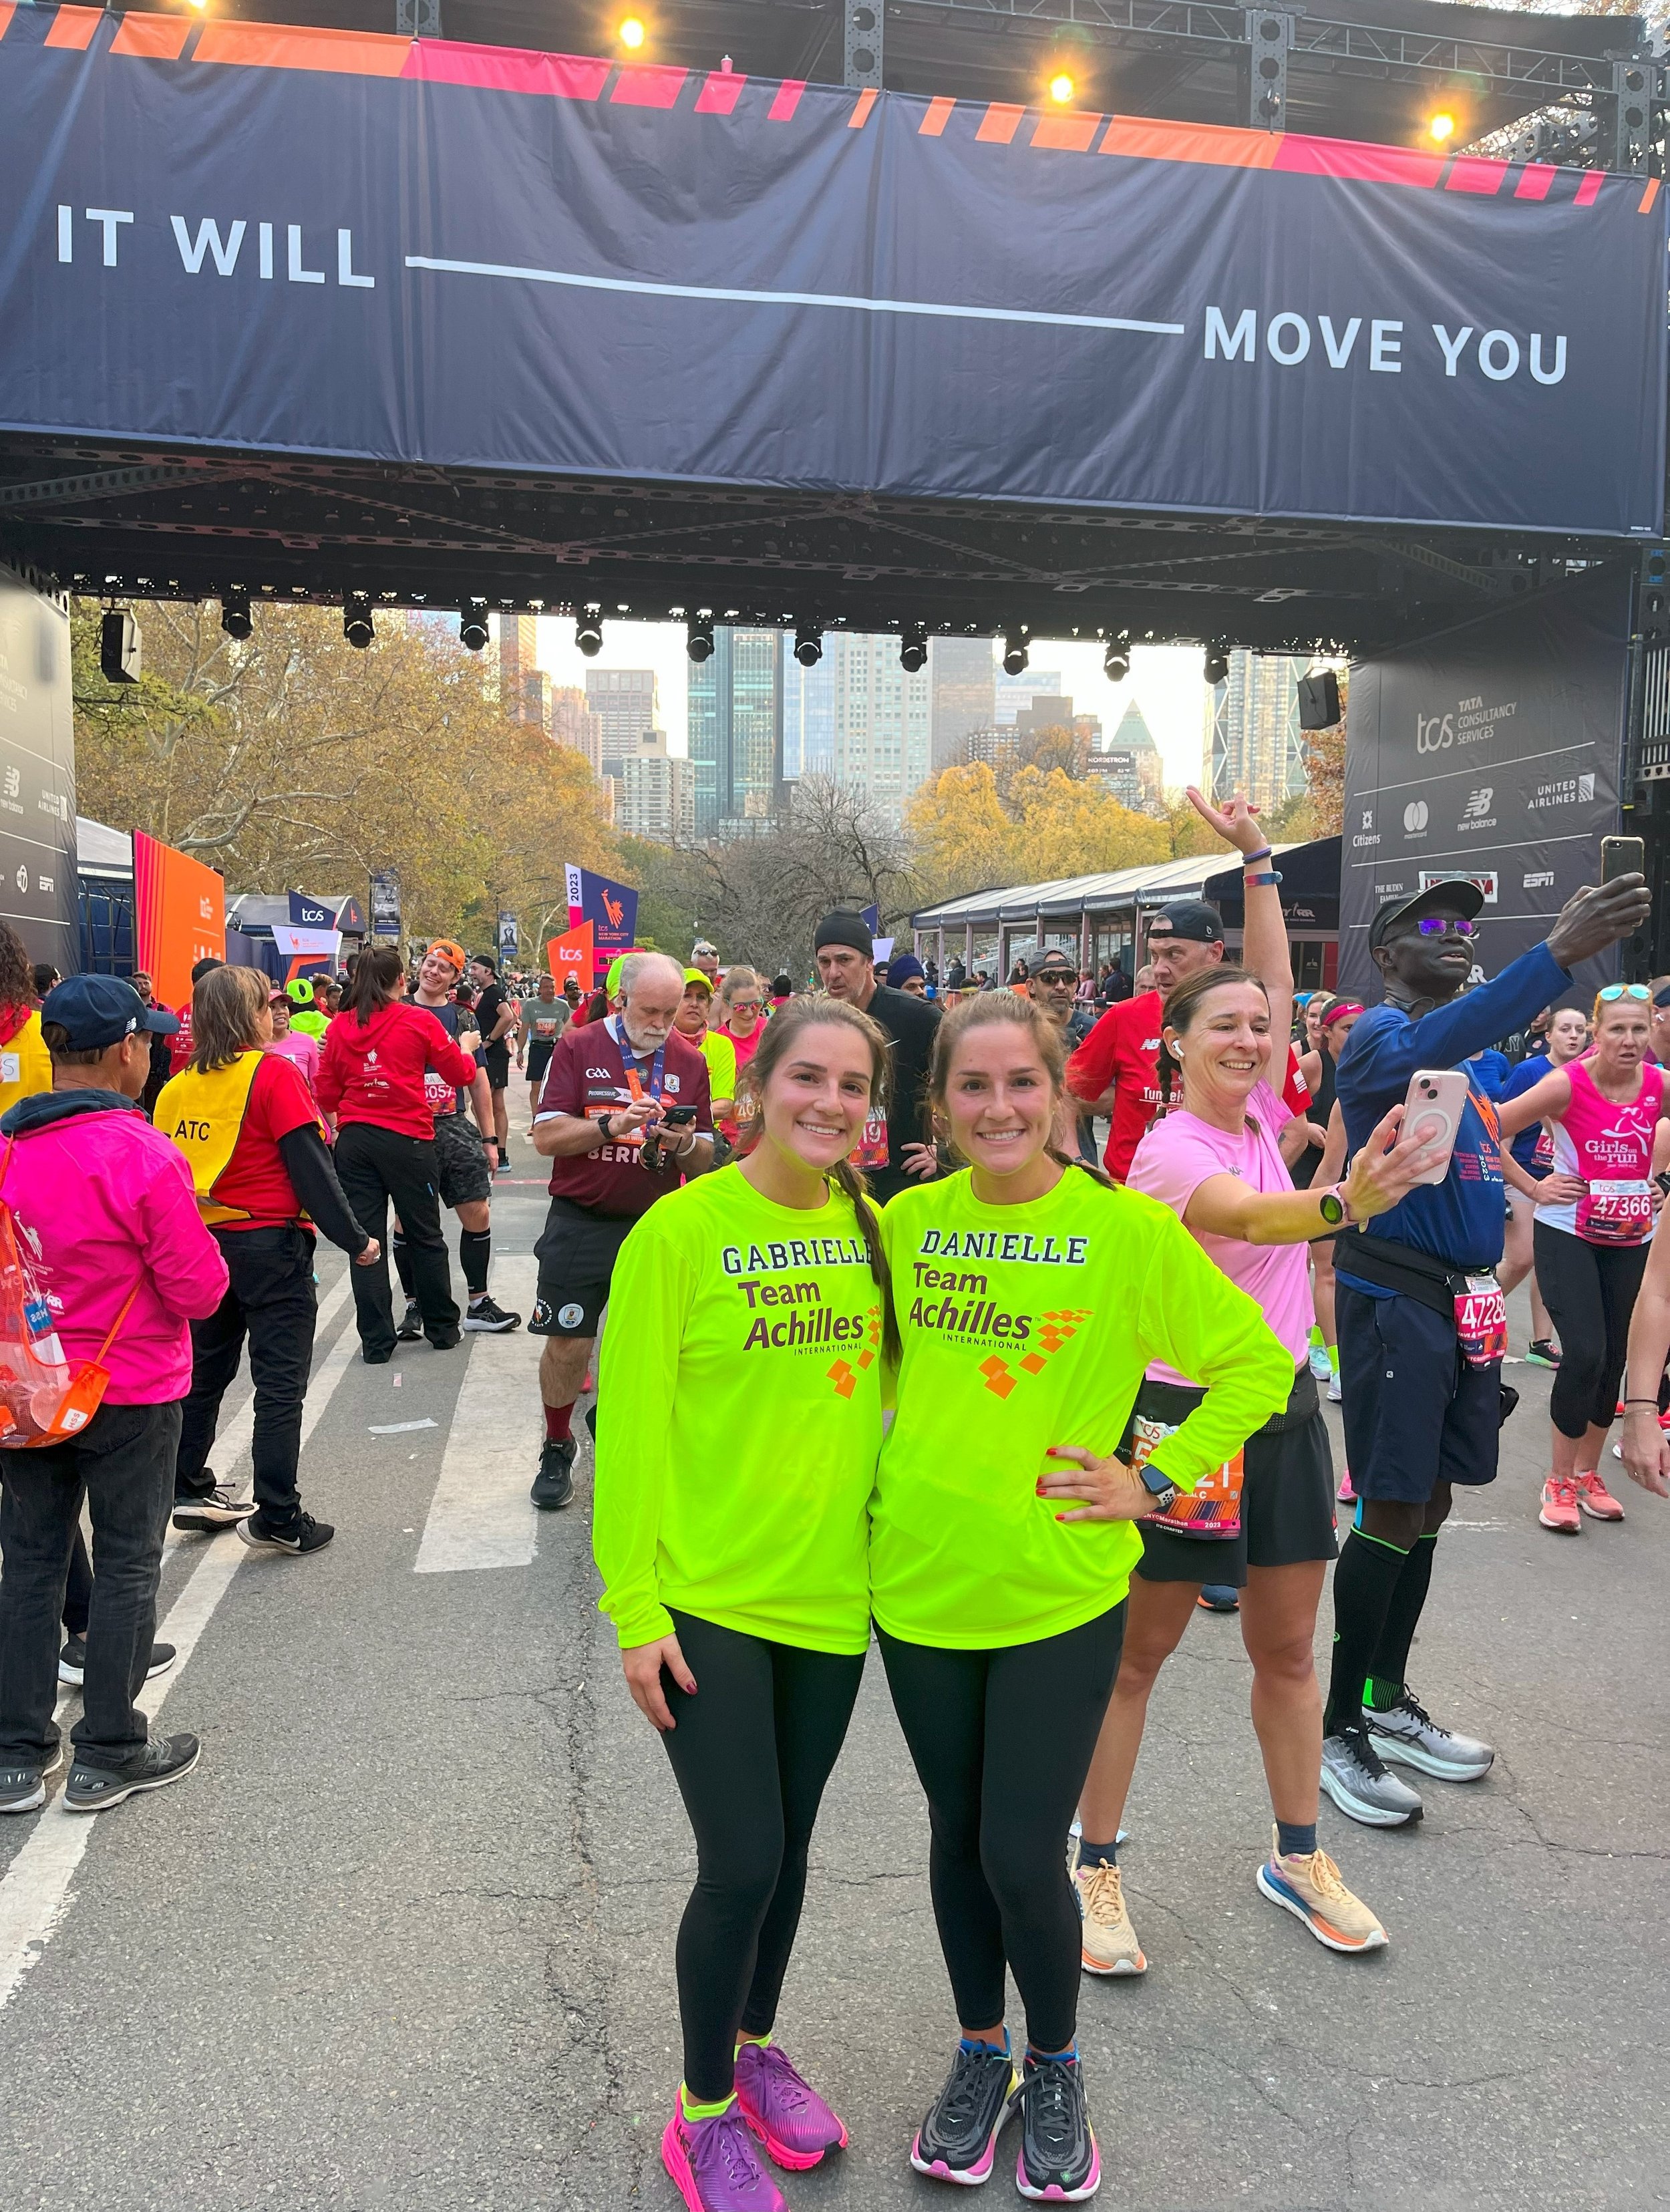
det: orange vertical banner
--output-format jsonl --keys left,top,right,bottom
{"left": 546, "top": 921, "right": 593, "bottom": 986}
{"left": 133, "top": 830, "right": 226, "bottom": 1013}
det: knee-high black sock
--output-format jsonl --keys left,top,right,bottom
{"left": 1367, "top": 1532, "right": 1438, "bottom": 1710}
{"left": 1324, "top": 1529, "right": 1411, "bottom": 1737}
{"left": 391, "top": 1232, "right": 415, "bottom": 1298}
{"left": 459, "top": 1227, "right": 491, "bottom": 1298}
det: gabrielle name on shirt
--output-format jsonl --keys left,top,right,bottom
{"left": 908, "top": 1227, "right": 1090, "bottom": 1344}
{"left": 721, "top": 1237, "right": 875, "bottom": 1353}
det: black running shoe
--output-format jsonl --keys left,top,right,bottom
{"left": 463, "top": 1295, "right": 522, "bottom": 1333}
{"left": 237, "top": 1511, "right": 335, "bottom": 1555}
{"left": 395, "top": 1299, "right": 424, "bottom": 1343}
{"left": 910, "top": 2043, "right": 1017, "bottom": 2185}
{"left": 427, "top": 1328, "right": 461, "bottom": 1351}
{"left": 1014, "top": 2053, "right": 1099, "bottom": 2202}
{"left": 64, "top": 1731, "right": 200, "bottom": 1812}
{"left": 58, "top": 1639, "right": 175, "bottom": 1687}
{"left": 531, "top": 1436, "right": 576, "bottom": 1511}
{"left": 172, "top": 1481, "right": 255, "bottom": 1533}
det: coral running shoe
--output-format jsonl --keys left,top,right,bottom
{"left": 1572, "top": 1470, "right": 1625, "bottom": 1522}
{"left": 911, "top": 2042, "right": 1017, "bottom": 2186}
{"left": 1014, "top": 2052, "right": 1100, "bottom": 2202}
{"left": 1337, "top": 1466, "right": 1356, "bottom": 1504}
{"left": 662, "top": 2092, "right": 787, "bottom": 2212}
{"left": 734, "top": 2041, "right": 847, "bottom": 2170}
{"left": 1539, "top": 1476, "right": 1582, "bottom": 1534}
{"left": 1071, "top": 1853, "right": 1146, "bottom": 1978}
{"left": 1256, "top": 1828, "right": 1387, "bottom": 1955}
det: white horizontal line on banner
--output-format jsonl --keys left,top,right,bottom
{"left": 403, "top": 257, "right": 1188, "bottom": 336}
{"left": 1360, "top": 742, "right": 1598, "bottom": 798}
{"left": 1347, "top": 830, "right": 1605, "bottom": 870}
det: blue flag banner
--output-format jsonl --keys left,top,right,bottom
{"left": 566, "top": 864, "right": 639, "bottom": 971}
{"left": 0, "top": 9, "right": 1663, "bottom": 536}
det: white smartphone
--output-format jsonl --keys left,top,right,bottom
{"left": 1402, "top": 1069, "right": 1470, "bottom": 1185}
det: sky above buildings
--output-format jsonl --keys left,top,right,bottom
{"left": 531, "top": 619, "right": 1213, "bottom": 790}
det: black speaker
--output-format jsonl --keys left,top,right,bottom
{"left": 1297, "top": 669, "right": 1341, "bottom": 730}
{"left": 99, "top": 609, "right": 140, "bottom": 685}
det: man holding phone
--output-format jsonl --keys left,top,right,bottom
{"left": 1321, "top": 871, "right": 1651, "bottom": 1829}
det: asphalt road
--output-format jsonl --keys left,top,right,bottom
{"left": 1, "top": 1166, "right": 1665, "bottom": 2212}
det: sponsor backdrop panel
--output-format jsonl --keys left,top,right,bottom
{"left": 134, "top": 829, "right": 226, "bottom": 1012}
{"left": 0, "top": 566, "right": 77, "bottom": 971}
{"left": 1341, "top": 567, "right": 1632, "bottom": 999}
{"left": 0, "top": 16, "right": 1663, "bottom": 535}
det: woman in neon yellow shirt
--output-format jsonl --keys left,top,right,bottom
{"left": 875, "top": 991, "right": 1291, "bottom": 2203}
{"left": 593, "top": 997, "right": 894, "bottom": 2212}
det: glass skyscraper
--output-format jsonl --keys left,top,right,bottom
{"left": 689, "top": 628, "right": 784, "bottom": 835}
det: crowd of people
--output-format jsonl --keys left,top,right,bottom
{"left": 0, "top": 819, "right": 1664, "bottom": 2207}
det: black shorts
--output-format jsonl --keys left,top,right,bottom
{"left": 526, "top": 1040, "right": 554, "bottom": 1087}
{"left": 529, "top": 1197, "right": 637, "bottom": 1337}
{"left": 1132, "top": 1368, "right": 1336, "bottom": 1588}
{"left": 1337, "top": 1283, "right": 1503, "bottom": 1507}
{"left": 432, "top": 1110, "right": 492, "bottom": 1209}
{"left": 482, "top": 1041, "right": 512, "bottom": 1092}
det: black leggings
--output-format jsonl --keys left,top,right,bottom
{"left": 659, "top": 1609, "right": 864, "bottom": 2103}
{"left": 1533, "top": 1223, "right": 1651, "bottom": 1439}
{"left": 333, "top": 1122, "right": 457, "bottom": 1358}
{"left": 877, "top": 1601, "right": 1126, "bottom": 2055}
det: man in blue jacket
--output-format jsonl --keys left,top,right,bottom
{"left": 1323, "top": 870, "right": 1649, "bottom": 1827}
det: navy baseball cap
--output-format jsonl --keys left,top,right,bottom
{"left": 41, "top": 975, "right": 178, "bottom": 1050}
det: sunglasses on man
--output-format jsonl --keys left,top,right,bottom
{"left": 1413, "top": 917, "right": 1478, "bottom": 937}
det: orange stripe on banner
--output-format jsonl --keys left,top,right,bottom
{"left": 110, "top": 13, "right": 193, "bottom": 59}
{"left": 694, "top": 69, "right": 745, "bottom": 114}
{"left": 848, "top": 85, "right": 877, "bottom": 128}
{"left": 976, "top": 103, "right": 1025, "bottom": 144}
{"left": 919, "top": 94, "right": 955, "bottom": 136}
{"left": 44, "top": 7, "right": 102, "bottom": 49}
{"left": 402, "top": 42, "right": 608, "bottom": 98}
{"left": 1275, "top": 135, "right": 1444, "bottom": 187}
{"left": 1641, "top": 176, "right": 1661, "bottom": 214}
{"left": 1100, "top": 116, "right": 1279, "bottom": 168}
{"left": 1445, "top": 155, "right": 1509, "bottom": 195}
{"left": 1514, "top": 163, "right": 1556, "bottom": 201}
{"left": 193, "top": 21, "right": 410, "bottom": 75}
{"left": 0, "top": 4, "right": 17, "bottom": 43}
{"left": 1573, "top": 170, "right": 1605, "bottom": 206}
{"left": 611, "top": 62, "right": 687, "bottom": 106}
{"left": 767, "top": 79, "right": 804, "bottom": 121}
{"left": 1031, "top": 110, "right": 1101, "bottom": 153}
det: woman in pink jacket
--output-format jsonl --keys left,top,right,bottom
{"left": 0, "top": 976, "right": 228, "bottom": 1817}
{"left": 317, "top": 945, "right": 478, "bottom": 1362}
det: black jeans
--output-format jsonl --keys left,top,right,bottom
{"left": 176, "top": 1224, "right": 318, "bottom": 1529}
{"left": 0, "top": 1400, "right": 182, "bottom": 1769}
{"left": 877, "top": 1602, "right": 1127, "bottom": 2054}
{"left": 333, "top": 1122, "right": 457, "bottom": 1356}
{"left": 659, "top": 1609, "right": 866, "bottom": 2103}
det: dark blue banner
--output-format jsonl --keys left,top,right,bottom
{"left": 0, "top": 9, "right": 1663, "bottom": 536}
{"left": 566, "top": 863, "right": 639, "bottom": 970}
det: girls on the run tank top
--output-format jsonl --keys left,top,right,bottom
{"left": 1535, "top": 1057, "right": 1665, "bottom": 1247}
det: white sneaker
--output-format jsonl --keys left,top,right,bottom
{"left": 1307, "top": 1344, "right": 1332, "bottom": 1381}
{"left": 1327, "top": 1372, "right": 1343, "bottom": 1404}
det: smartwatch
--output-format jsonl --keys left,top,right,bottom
{"left": 1317, "top": 1189, "right": 1345, "bottom": 1228}
{"left": 1138, "top": 1462, "right": 1179, "bottom": 1515}
{"left": 599, "top": 1112, "right": 617, "bottom": 1145}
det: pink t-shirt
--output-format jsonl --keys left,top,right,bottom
{"left": 263, "top": 1030, "right": 321, "bottom": 1098}
{"left": 1127, "top": 1080, "right": 1311, "bottom": 1379}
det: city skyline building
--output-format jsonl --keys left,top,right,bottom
{"left": 498, "top": 613, "right": 550, "bottom": 728}
{"left": 930, "top": 637, "right": 997, "bottom": 772}
{"left": 826, "top": 633, "right": 933, "bottom": 827}
{"left": 613, "top": 729, "right": 695, "bottom": 846}
{"left": 688, "top": 628, "right": 782, "bottom": 835}
{"left": 993, "top": 669, "right": 1065, "bottom": 727}
{"left": 550, "top": 685, "right": 605, "bottom": 778}
{"left": 586, "top": 667, "right": 661, "bottom": 778}
{"left": 1206, "top": 651, "right": 1311, "bottom": 815}
{"left": 1086, "top": 700, "right": 1166, "bottom": 813}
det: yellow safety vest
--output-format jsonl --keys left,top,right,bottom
{"left": 156, "top": 1051, "right": 271, "bottom": 1225}
{"left": 0, "top": 1011, "right": 53, "bottom": 1121}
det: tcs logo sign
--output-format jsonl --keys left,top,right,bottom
{"left": 1416, "top": 713, "right": 1454, "bottom": 754}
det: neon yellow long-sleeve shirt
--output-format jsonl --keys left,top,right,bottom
{"left": 872, "top": 1166, "right": 1293, "bottom": 1649}
{"left": 593, "top": 1163, "right": 884, "bottom": 1653}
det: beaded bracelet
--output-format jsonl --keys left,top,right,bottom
{"left": 1242, "top": 846, "right": 1273, "bottom": 867}
{"left": 1244, "top": 871, "right": 1282, "bottom": 888}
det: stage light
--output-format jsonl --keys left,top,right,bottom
{"left": 1428, "top": 111, "right": 1456, "bottom": 144}
{"left": 1203, "top": 641, "right": 1230, "bottom": 686}
{"left": 220, "top": 585, "right": 253, "bottom": 641}
{"left": 1104, "top": 636, "right": 1130, "bottom": 683}
{"left": 1002, "top": 627, "right": 1028, "bottom": 677}
{"left": 576, "top": 605, "right": 604, "bottom": 657}
{"left": 343, "top": 591, "right": 375, "bottom": 650}
{"left": 100, "top": 609, "right": 141, "bottom": 684}
{"left": 686, "top": 613, "right": 714, "bottom": 663}
{"left": 618, "top": 16, "right": 646, "bottom": 47}
{"left": 794, "top": 626, "right": 823, "bottom": 668}
{"left": 1049, "top": 73, "right": 1075, "bottom": 105}
{"left": 460, "top": 597, "right": 490, "bottom": 652}
{"left": 899, "top": 622, "right": 928, "bottom": 674}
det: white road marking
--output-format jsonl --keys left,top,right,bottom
{"left": 0, "top": 1275, "right": 361, "bottom": 2014}
{"left": 415, "top": 1254, "right": 542, "bottom": 1575}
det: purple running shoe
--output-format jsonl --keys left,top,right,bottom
{"left": 662, "top": 2092, "right": 788, "bottom": 2212}
{"left": 734, "top": 2040, "right": 849, "bottom": 2170}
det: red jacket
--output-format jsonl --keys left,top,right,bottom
{"left": 317, "top": 1001, "right": 477, "bottom": 1140}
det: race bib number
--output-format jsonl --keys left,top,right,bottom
{"left": 853, "top": 1112, "right": 889, "bottom": 1170}
{"left": 1531, "top": 1127, "right": 1554, "bottom": 1172}
{"left": 1576, "top": 1178, "right": 1653, "bottom": 1247}
{"left": 423, "top": 1070, "right": 458, "bottom": 1114}
{"left": 1127, "top": 1414, "right": 1244, "bottom": 1541}
{"left": 1454, "top": 1273, "right": 1506, "bottom": 1369}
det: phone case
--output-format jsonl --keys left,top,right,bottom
{"left": 1403, "top": 1070, "right": 1471, "bottom": 1186}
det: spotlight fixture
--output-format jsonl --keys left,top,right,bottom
{"left": 576, "top": 605, "right": 605, "bottom": 657}
{"left": 618, "top": 15, "right": 645, "bottom": 47}
{"left": 460, "top": 597, "right": 490, "bottom": 652}
{"left": 1048, "top": 73, "right": 1075, "bottom": 105}
{"left": 343, "top": 591, "right": 375, "bottom": 650}
{"left": 1103, "top": 633, "right": 1130, "bottom": 683}
{"left": 686, "top": 613, "right": 715, "bottom": 663}
{"left": 1001, "top": 627, "right": 1029, "bottom": 678}
{"left": 899, "top": 622, "right": 928, "bottom": 674}
{"left": 220, "top": 585, "right": 253, "bottom": 642}
{"left": 99, "top": 608, "right": 141, "bottom": 684}
{"left": 1203, "top": 640, "right": 1230, "bottom": 686}
{"left": 794, "top": 625, "right": 823, "bottom": 669}
{"left": 1428, "top": 110, "right": 1456, "bottom": 144}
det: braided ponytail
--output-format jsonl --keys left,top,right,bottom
{"left": 830, "top": 1156, "right": 902, "bottom": 1366}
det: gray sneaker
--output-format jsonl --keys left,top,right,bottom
{"left": 1321, "top": 1730, "right": 1424, "bottom": 1827}
{"left": 1363, "top": 1692, "right": 1494, "bottom": 1782}
{"left": 0, "top": 1744, "right": 64, "bottom": 1814}
{"left": 64, "top": 1732, "right": 200, "bottom": 1812}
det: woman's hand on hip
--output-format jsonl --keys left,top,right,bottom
{"left": 1037, "top": 1447, "right": 1152, "bottom": 1523}
{"left": 621, "top": 1633, "right": 697, "bottom": 1731}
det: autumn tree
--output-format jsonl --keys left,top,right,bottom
{"left": 908, "top": 760, "right": 1168, "bottom": 903}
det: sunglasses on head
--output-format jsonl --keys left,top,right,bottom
{"left": 1598, "top": 983, "right": 1651, "bottom": 1001}
{"left": 1414, "top": 916, "right": 1478, "bottom": 937}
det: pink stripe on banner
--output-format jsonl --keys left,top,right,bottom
{"left": 694, "top": 69, "right": 745, "bottom": 114}
{"left": 612, "top": 63, "right": 687, "bottom": 107}
{"left": 1514, "top": 164, "right": 1557, "bottom": 202}
{"left": 1573, "top": 171, "right": 1605, "bottom": 206}
{"left": 768, "top": 79, "right": 804, "bottom": 122}
{"left": 0, "top": 5, "right": 16, "bottom": 42}
{"left": 402, "top": 40, "right": 609, "bottom": 98}
{"left": 1445, "top": 156, "right": 1509, "bottom": 195}
{"left": 1274, "top": 136, "right": 1445, "bottom": 189}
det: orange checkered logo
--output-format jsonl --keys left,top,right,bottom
{"left": 979, "top": 1308, "right": 1092, "bottom": 1397}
